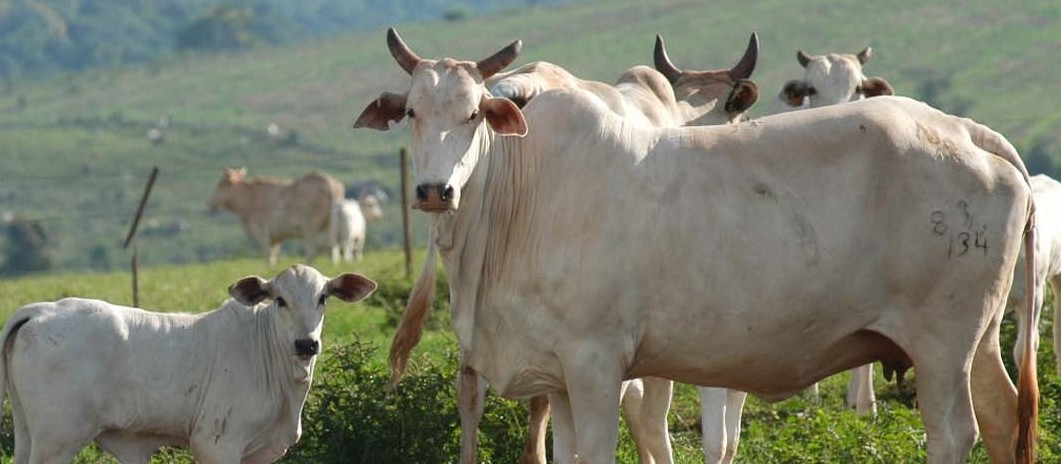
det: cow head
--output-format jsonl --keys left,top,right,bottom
{"left": 360, "top": 193, "right": 384, "bottom": 222}
{"left": 207, "top": 167, "right": 247, "bottom": 213}
{"left": 654, "top": 32, "right": 761, "bottom": 125}
{"left": 780, "top": 47, "right": 894, "bottom": 108}
{"left": 354, "top": 28, "right": 527, "bottom": 213}
{"left": 229, "top": 264, "right": 377, "bottom": 362}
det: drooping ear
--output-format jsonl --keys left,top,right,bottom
{"left": 229, "top": 276, "right": 272, "bottom": 306}
{"left": 725, "top": 79, "right": 759, "bottom": 114}
{"left": 781, "top": 80, "right": 810, "bottom": 107}
{"left": 354, "top": 92, "right": 408, "bottom": 131}
{"left": 481, "top": 96, "right": 528, "bottom": 136}
{"left": 862, "top": 77, "right": 894, "bottom": 98}
{"left": 326, "top": 273, "right": 378, "bottom": 303}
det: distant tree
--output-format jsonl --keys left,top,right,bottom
{"left": 176, "top": 4, "right": 259, "bottom": 52}
{"left": 0, "top": 217, "right": 53, "bottom": 276}
{"left": 910, "top": 69, "right": 973, "bottom": 117}
{"left": 443, "top": 7, "right": 468, "bottom": 22}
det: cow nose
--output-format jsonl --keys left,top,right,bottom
{"left": 294, "top": 339, "right": 319, "bottom": 357}
{"left": 414, "top": 183, "right": 455, "bottom": 212}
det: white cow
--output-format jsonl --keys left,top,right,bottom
{"left": 1009, "top": 174, "right": 1061, "bottom": 373}
{"left": 331, "top": 194, "right": 385, "bottom": 262}
{"left": 0, "top": 264, "right": 377, "bottom": 463}
{"left": 777, "top": 47, "right": 894, "bottom": 110}
{"left": 357, "top": 28, "right": 1038, "bottom": 464}
{"left": 486, "top": 33, "right": 760, "bottom": 464}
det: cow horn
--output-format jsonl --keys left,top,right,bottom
{"left": 729, "top": 32, "right": 759, "bottom": 80}
{"left": 477, "top": 40, "right": 523, "bottom": 80}
{"left": 797, "top": 50, "right": 812, "bottom": 68}
{"left": 654, "top": 34, "right": 682, "bottom": 84}
{"left": 386, "top": 27, "right": 422, "bottom": 75}
{"left": 857, "top": 47, "right": 873, "bottom": 65}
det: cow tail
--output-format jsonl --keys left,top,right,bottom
{"left": 388, "top": 232, "right": 438, "bottom": 389}
{"left": 0, "top": 307, "right": 34, "bottom": 424}
{"left": 969, "top": 119, "right": 1039, "bottom": 464}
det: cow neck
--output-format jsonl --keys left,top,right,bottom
{"left": 240, "top": 303, "right": 312, "bottom": 445}
{"left": 435, "top": 122, "right": 535, "bottom": 354}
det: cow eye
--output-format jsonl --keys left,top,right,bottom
{"left": 854, "top": 85, "right": 863, "bottom": 95}
{"left": 405, "top": 108, "right": 416, "bottom": 119}
{"left": 467, "top": 110, "right": 479, "bottom": 122}
{"left": 276, "top": 297, "right": 287, "bottom": 308}
{"left": 318, "top": 295, "right": 328, "bottom": 306}
{"left": 807, "top": 87, "right": 817, "bottom": 96}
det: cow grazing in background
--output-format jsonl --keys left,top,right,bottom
{"left": 0, "top": 264, "right": 377, "bottom": 464}
{"left": 1009, "top": 174, "right": 1061, "bottom": 374}
{"left": 778, "top": 47, "right": 893, "bottom": 110}
{"left": 209, "top": 168, "right": 344, "bottom": 266}
{"left": 331, "top": 194, "right": 385, "bottom": 262}
{"left": 358, "top": 28, "right": 1038, "bottom": 464}
{"left": 486, "top": 32, "right": 759, "bottom": 464}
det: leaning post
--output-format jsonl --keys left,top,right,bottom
{"left": 123, "top": 166, "right": 160, "bottom": 308}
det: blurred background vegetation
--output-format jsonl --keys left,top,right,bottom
{"left": 0, "top": 0, "right": 1056, "bottom": 279}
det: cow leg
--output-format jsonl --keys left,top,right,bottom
{"left": 190, "top": 440, "right": 243, "bottom": 464}
{"left": 621, "top": 377, "right": 673, "bottom": 464}
{"left": 24, "top": 424, "right": 94, "bottom": 464}
{"left": 549, "top": 392, "right": 576, "bottom": 464}
{"left": 971, "top": 309, "right": 1020, "bottom": 464}
{"left": 561, "top": 348, "right": 623, "bottom": 464}
{"left": 1051, "top": 276, "right": 1061, "bottom": 375}
{"left": 519, "top": 395, "right": 550, "bottom": 464}
{"left": 698, "top": 387, "right": 747, "bottom": 464}
{"left": 97, "top": 432, "right": 161, "bottom": 464}
{"left": 845, "top": 364, "right": 876, "bottom": 415}
{"left": 458, "top": 364, "right": 488, "bottom": 464}
{"left": 913, "top": 340, "right": 978, "bottom": 464}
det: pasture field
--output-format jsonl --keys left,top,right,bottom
{"left": 0, "top": 249, "right": 1058, "bottom": 463}
{"left": 0, "top": 0, "right": 1057, "bottom": 275}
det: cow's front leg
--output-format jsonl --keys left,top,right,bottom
{"left": 458, "top": 363, "right": 488, "bottom": 464}
{"left": 561, "top": 344, "right": 623, "bottom": 464}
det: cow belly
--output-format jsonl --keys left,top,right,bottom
{"left": 628, "top": 328, "right": 909, "bottom": 401}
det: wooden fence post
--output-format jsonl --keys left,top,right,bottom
{"left": 124, "top": 166, "right": 159, "bottom": 307}
{"left": 400, "top": 147, "right": 413, "bottom": 279}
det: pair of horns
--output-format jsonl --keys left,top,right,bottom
{"left": 797, "top": 47, "right": 873, "bottom": 68}
{"left": 654, "top": 32, "right": 759, "bottom": 83}
{"left": 386, "top": 27, "right": 523, "bottom": 79}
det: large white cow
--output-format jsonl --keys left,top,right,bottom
{"left": 0, "top": 264, "right": 376, "bottom": 463}
{"left": 357, "top": 28, "right": 1038, "bottom": 464}
{"left": 486, "top": 33, "right": 759, "bottom": 464}
{"left": 1008, "top": 174, "right": 1061, "bottom": 373}
{"left": 331, "top": 194, "right": 385, "bottom": 262}
{"left": 208, "top": 168, "right": 345, "bottom": 266}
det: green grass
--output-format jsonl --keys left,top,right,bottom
{"left": 0, "top": 250, "right": 1057, "bottom": 462}
{"left": 0, "top": 0, "right": 1057, "bottom": 274}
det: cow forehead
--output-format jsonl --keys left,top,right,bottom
{"left": 271, "top": 265, "right": 328, "bottom": 302}
{"left": 408, "top": 60, "right": 483, "bottom": 113}
{"left": 673, "top": 69, "right": 734, "bottom": 96}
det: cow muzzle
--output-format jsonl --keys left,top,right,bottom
{"left": 294, "top": 339, "right": 320, "bottom": 358}
{"left": 414, "top": 183, "right": 455, "bottom": 213}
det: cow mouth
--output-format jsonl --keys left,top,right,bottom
{"left": 414, "top": 200, "right": 453, "bottom": 213}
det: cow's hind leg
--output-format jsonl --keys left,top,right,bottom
{"left": 519, "top": 395, "right": 550, "bottom": 464}
{"left": 971, "top": 310, "right": 1020, "bottom": 464}
{"left": 621, "top": 377, "right": 673, "bottom": 464}
{"left": 845, "top": 364, "right": 876, "bottom": 415}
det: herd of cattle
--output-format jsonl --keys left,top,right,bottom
{"left": 207, "top": 167, "right": 385, "bottom": 266}
{"left": 0, "top": 25, "right": 1056, "bottom": 464}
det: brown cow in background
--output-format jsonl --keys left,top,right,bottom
{"left": 209, "top": 168, "right": 344, "bottom": 265}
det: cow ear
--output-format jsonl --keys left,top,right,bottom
{"left": 725, "top": 79, "right": 759, "bottom": 114}
{"left": 354, "top": 92, "right": 408, "bottom": 131}
{"left": 229, "top": 276, "right": 272, "bottom": 306}
{"left": 481, "top": 97, "right": 528, "bottom": 136}
{"left": 781, "top": 80, "right": 809, "bottom": 107}
{"left": 327, "top": 273, "right": 378, "bottom": 303}
{"left": 862, "top": 77, "right": 894, "bottom": 98}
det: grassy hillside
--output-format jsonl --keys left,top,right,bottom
{"left": 0, "top": 0, "right": 1057, "bottom": 273}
